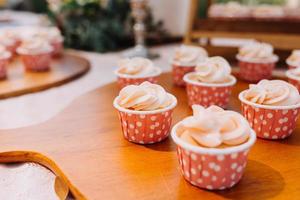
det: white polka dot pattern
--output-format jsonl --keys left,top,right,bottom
{"left": 116, "top": 76, "right": 159, "bottom": 89}
{"left": 118, "top": 109, "right": 174, "bottom": 144}
{"left": 238, "top": 60, "right": 275, "bottom": 82}
{"left": 176, "top": 146, "right": 250, "bottom": 190}
{"left": 241, "top": 103, "right": 300, "bottom": 139}
{"left": 185, "top": 83, "right": 233, "bottom": 108}
{"left": 21, "top": 53, "right": 52, "bottom": 72}
{"left": 172, "top": 64, "right": 195, "bottom": 86}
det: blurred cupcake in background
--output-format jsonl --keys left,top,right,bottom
{"left": 236, "top": 42, "right": 278, "bottom": 82}
{"left": 286, "top": 50, "right": 300, "bottom": 69}
{"left": 34, "top": 27, "right": 64, "bottom": 57}
{"left": 0, "top": 44, "right": 12, "bottom": 79}
{"left": 208, "top": 2, "right": 251, "bottom": 20}
{"left": 184, "top": 56, "right": 236, "bottom": 108}
{"left": 113, "top": 81, "right": 177, "bottom": 144}
{"left": 17, "top": 38, "right": 53, "bottom": 72}
{"left": 114, "top": 57, "right": 161, "bottom": 89}
{"left": 239, "top": 80, "right": 300, "bottom": 139}
{"left": 171, "top": 105, "right": 256, "bottom": 190}
{"left": 286, "top": 67, "right": 300, "bottom": 92}
{"left": 253, "top": 5, "right": 285, "bottom": 20}
{"left": 171, "top": 45, "right": 208, "bottom": 86}
{"left": 0, "top": 29, "right": 21, "bottom": 56}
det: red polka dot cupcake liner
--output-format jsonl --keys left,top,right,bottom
{"left": 20, "top": 53, "right": 52, "bottom": 72}
{"left": 184, "top": 73, "right": 236, "bottom": 108}
{"left": 113, "top": 95, "right": 177, "bottom": 144}
{"left": 51, "top": 41, "right": 63, "bottom": 57}
{"left": 114, "top": 68, "right": 161, "bottom": 89}
{"left": 172, "top": 63, "right": 195, "bottom": 87}
{"left": 0, "top": 58, "right": 10, "bottom": 79}
{"left": 6, "top": 41, "right": 21, "bottom": 57}
{"left": 286, "top": 70, "right": 300, "bottom": 92}
{"left": 237, "top": 56, "right": 278, "bottom": 82}
{"left": 239, "top": 91, "right": 300, "bottom": 139}
{"left": 171, "top": 123, "right": 256, "bottom": 190}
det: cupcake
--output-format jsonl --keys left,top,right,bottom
{"left": 253, "top": 5, "right": 285, "bottom": 20}
{"left": 171, "top": 105, "right": 256, "bottom": 190}
{"left": 286, "top": 50, "right": 300, "bottom": 69}
{"left": 171, "top": 45, "right": 208, "bottom": 86}
{"left": 34, "top": 27, "right": 64, "bottom": 57}
{"left": 0, "top": 29, "right": 20, "bottom": 56}
{"left": 114, "top": 57, "right": 162, "bottom": 89}
{"left": 239, "top": 80, "right": 300, "bottom": 139}
{"left": 237, "top": 42, "right": 278, "bottom": 82}
{"left": 208, "top": 2, "right": 251, "bottom": 20}
{"left": 286, "top": 67, "right": 300, "bottom": 92}
{"left": 113, "top": 81, "right": 177, "bottom": 144}
{"left": 17, "top": 38, "right": 53, "bottom": 72}
{"left": 0, "top": 45, "right": 12, "bottom": 79}
{"left": 183, "top": 56, "right": 236, "bottom": 108}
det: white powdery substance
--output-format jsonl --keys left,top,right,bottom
{"left": 0, "top": 162, "right": 59, "bottom": 200}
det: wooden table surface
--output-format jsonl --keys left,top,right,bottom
{"left": 0, "top": 73, "right": 299, "bottom": 200}
{"left": 0, "top": 54, "right": 90, "bottom": 99}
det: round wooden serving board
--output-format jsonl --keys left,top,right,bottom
{"left": 0, "top": 54, "right": 90, "bottom": 99}
{"left": 0, "top": 73, "right": 299, "bottom": 199}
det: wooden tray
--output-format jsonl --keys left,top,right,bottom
{"left": 0, "top": 73, "right": 299, "bottom": 199}
{"left": 0, "top": 54, "right": 90, "bottom": 99}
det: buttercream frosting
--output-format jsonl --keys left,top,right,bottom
{"left": 192, "top": 56, "right": 232, "bottom": 83}
{"left": 117, "top": 57, "right": 159, "bottom": 76}
{"left": 238, "top": 42, "right": 277, "bottom": 62}
{"left": 117, "top": 81, "right": 172, "bottom": 111}
{"left": 287, "top": 50, "right": 300, "bottom": 66}
{"left": 177, "top": 105, "right": 250, "bottom": 148}
{"left": 17, "top": 38, "right": 53, "bottom": 55}
{"left": 244, "top": 80, "right": 300, "bottom": 106}
{"left": 173, "top": 45, "right": 208, "bottom": 66}
{"left": 0, "top": 45, "right": 11, "bottom": 60}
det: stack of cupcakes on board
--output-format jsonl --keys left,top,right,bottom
{"left": 112, "top": 43, "right": 300, "bottom": 191}
{"left": 0, "top": 26, "right": 64, "bottom": 80}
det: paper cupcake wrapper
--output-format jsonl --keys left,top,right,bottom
{"left": 186, "top": 83, "right": 233, "bottom": 108}
{"left": 20, "top": 53, "right": 52, "bottom": 72}
{"left": 238, "top": 60, "right": 275, "bottom": 82}
{"left": 172, "top": 64, "right": 195, "bottom": 86}
{"left": 0, "top": 58, "right": 9, "bottom": 79}
{"left": 6, "top": 41, "right": 20, "bottom": 56}
{"left": 241, "top": 102, "right": 300, "bottom": 139}
{"left": 51, "top": 41, "right": 63, "bottom": 57}
{"left": 288, "top": 77, "right": 300, "bottom": 92}
{"left": 117, "top": 109, "right": 174, "bottom": 144}
{"left": 176, "top": 145, "right": 250, "bottom": 190}
{"left": 288, "top": 65, "right": 298, "bottom": 70}
{"left": 117, "top": 76, "right": 159, "bottom": 89}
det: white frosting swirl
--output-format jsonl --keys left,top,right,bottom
{"left": 117, "top": 57, "right": 158, "bottom": 76}
{"left": 192, "top": 56, "right": 232, "bottom": 83}
{"left": 118, "top": 81, "right": 172, "bottom": 111}
{"left": 177, "top": 105, "right": 250, "bottom": 148}
{"left": 0, "top": 30, "right": 19, "bottom": 47}
{"left": 0, "top": 45, "right": 11, "bottom": 59}
{"left": 17, "top": 38, "right": 53, "bottom": 55}
{"left": 287, "top": 50, "right": 300, "bottom": 66}
{"left": 253, "top": 5, "right": 284, "bottom": 18}
{"left": 238, "top": 42, "right": 277, "bottom": 62}
{"left": 209, "top": 2, "right": 251, "bottom": 18}
{"left": 34, "top": 27, "right": 64, "bottom": 43}
{"left": 173, "top": 45, "right": 208, "bottom": 66}
{"left": 244, "top": 80, "right": 300, "bottom": 106}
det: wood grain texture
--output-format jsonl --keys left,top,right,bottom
{"left": 0, "top": 54, "right": 90, "bottom": 99}
{"left": 0, "top": 73, "right": 299, "bottom": 200}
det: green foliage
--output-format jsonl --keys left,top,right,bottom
{"left": 50, "top": 0, "right": 132, "bottom": 52}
